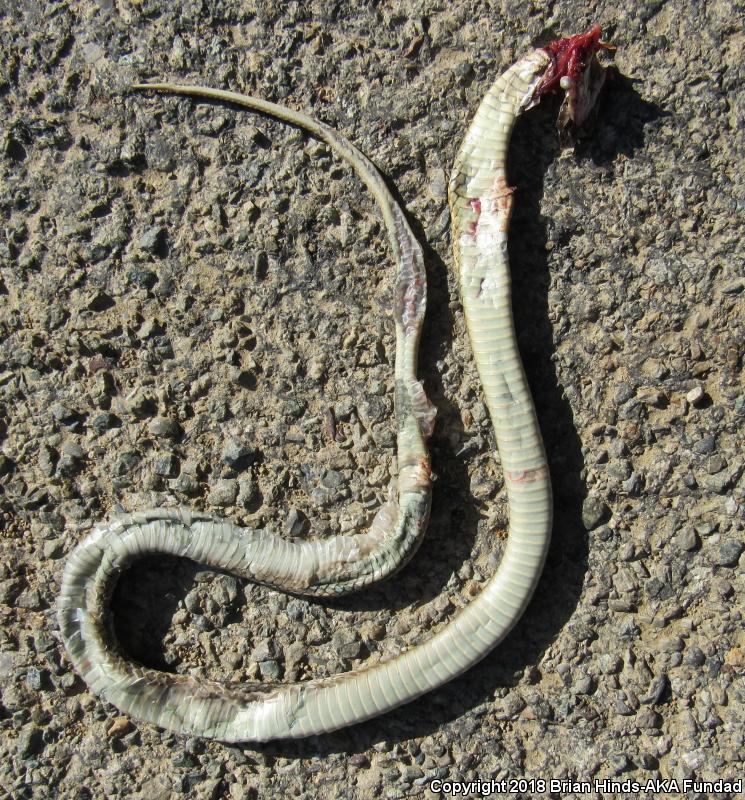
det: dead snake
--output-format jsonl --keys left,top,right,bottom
{"left": 58, "top": 28, "right": 611, "bottom": 741}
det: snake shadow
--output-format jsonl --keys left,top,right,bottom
{"left": 251, "top": 69, "right": 659, "bottom": 760}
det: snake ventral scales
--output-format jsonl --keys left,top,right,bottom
{"left": 58, "top": 28, "right": 612, "bottom": 742}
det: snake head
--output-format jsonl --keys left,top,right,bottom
{"left": 534, "top": 25, "right": 614, "bottom": 141}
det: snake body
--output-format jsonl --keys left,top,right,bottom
{"left": 58, "top": 29, "right": 609, "bottom": 741}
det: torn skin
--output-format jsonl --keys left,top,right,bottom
{"left": 467, "top": 177, "right": 515, "bottom": 239}
{"left": 534, "top": 25, "right": 613, "bottom": 138}
{"left": 505, "top": 466, "right": 548, "bottom": 484}
{"left": 468, "top": 198, "right": 481, "bottom": 233}
{"left": 396, "top": 268, "right": 426, "bottom": 338}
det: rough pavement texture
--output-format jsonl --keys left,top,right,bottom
{"left": 1, "top": 1, "right": 743, "bottom": 798}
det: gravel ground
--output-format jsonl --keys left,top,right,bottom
{"left": 1, "top": 1, "right": 743, "bottom": 798}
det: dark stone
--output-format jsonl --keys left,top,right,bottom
{"left": 115, "top": 451, "right": 140, "bottom": 476}
{"left": 137, "top": 227, "right": 168, "bottom": 256}
{"left": 25, "top": 666, "right": 48, "bottom": 691}
{"left": 221, "top": 440, "right": 259, "bottom": 471}
{"left": 582, "top": 495, "right": 610, "bottom": 530}
{"left": 714, "top": 540, "right": 743, "bottom": 568}
{"left": 148, "top": 416, "right": 182, "bottom": 438}
{"left": 692, "top": 435, "right": 716, "bottom": 455}
{"left": 17, "top": 726, "right": 44, "bottom": 758}
{"left": 91, "top": 412, "right": 120, "bottom": 433}
{"left": 284, "top": 508, "right": 310, "bottom": 537}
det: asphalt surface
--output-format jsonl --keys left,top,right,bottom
{"left": 0, "top": 1, "right": 742, "bottom": 798}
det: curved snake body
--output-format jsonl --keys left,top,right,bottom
{"left": 58, "top": 29, "right": 609, "bottom": 741}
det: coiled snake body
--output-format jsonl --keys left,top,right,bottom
{"left": 58, "top": 28, "right": 610, "bottom": 741}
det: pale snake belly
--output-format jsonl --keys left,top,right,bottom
{"left": 58, "top": 28, "right": 611, "bottom": 742}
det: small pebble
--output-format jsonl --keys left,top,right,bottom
{"left": 258, "top": 660, "right": 282, "bottom": 680}
{"left": 332, "top": 629, "right": 363, "bottom": 660}
{"left": 714, "top": 540, "right": 743, "bottom": 568}
{"left": 675, "top": 528, "right": 698, "bottom": 551}
{"left": 221, "top": 440, "right": 258, "bottom": 471}
{"left": 207, "top": 479, "right": 238, "bottom": 507}
{"left": 693, "top": 435, "right": 716, "bottom": 454}
{"left": 658, "top": 636, "right": 684, "bottom": 653}
{"left": 582, "top": 495, "right": 610, "bottom": 530}
{"left": 685, "top": 385, "right": 706, "bottom": 406}
{"left": 17, "top": 726, "right": 44, "bottom": 758}
{"left": 148, "top": 416, "right": 182, "bottom": 438}
{"left": 107, "top": 717, "right": 132, "bottom": 738}
{"left": 284, "top": 508, "right": 310, "bottom": 537}
{"left": 137, "top": 227, "right": 166, "bottom": 254}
